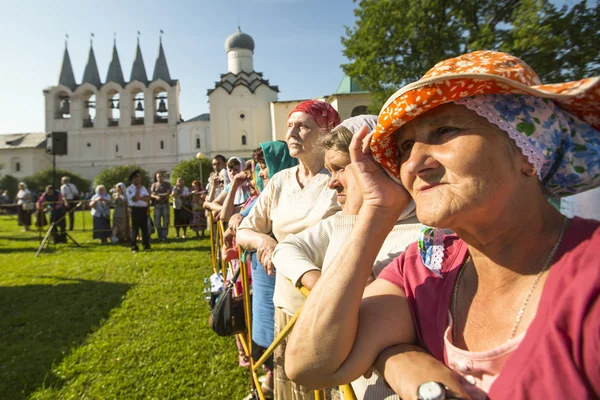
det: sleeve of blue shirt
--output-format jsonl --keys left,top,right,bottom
{"left": 240, "top": 197, "right": 258, "bottom": 218}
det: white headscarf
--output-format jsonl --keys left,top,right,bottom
{"left": 227, "top": 157, "right": 249, "bottom": 205}
{"left": 335, "top": 115, "right": 417, "bottom": 222}
{"left": 338, "top": 114, "right": 379, "bottom": 134}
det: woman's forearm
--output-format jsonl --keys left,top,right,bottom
{"left": 286, "top": 206, "right": 405, "bottom": 388}
{"left": 375, "top": 344, "right": 471, "bottom": 400}
{"left": 220, "top": 184, "right": 240, "bottom": 222}
{"left": 236, "top": 228, "right": 271, "bottom": 251}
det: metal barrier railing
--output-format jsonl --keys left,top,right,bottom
{"left": 209, "top": 218, "right": 357, "bottom": 400}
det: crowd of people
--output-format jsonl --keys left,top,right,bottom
{"left": 9, "top": 171, "right": 209, "bottom": 247}
{"left": 203, "top": 50, "right": 600, "bottom": 400}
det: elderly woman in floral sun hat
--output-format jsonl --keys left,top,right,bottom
{"left": 286, "top": 51, "right": 600, "bottom": 399}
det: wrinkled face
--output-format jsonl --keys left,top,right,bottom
{"left": 286, "top": 112, "right": 321, "bottom": 159}
{"left": 324, "top": 149, "right": 351, "bottom": 206}
{"left": 258, "top": 162, "right": 269, "bottom": 185}
{"left": 98, "top": 187, "right": 106, "bottom": 195}
{"left": 213, "top": 158, "right": 225, "bottom": 173}
{"left": 395, "top": 103, "right": 528, "bottom": 228}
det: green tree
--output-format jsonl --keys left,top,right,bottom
{"left": 94, "top": 165, "right": 151, "bottom": 192}
{"left": 23, "top": 169, "right": 91, "bottom": 195}
{"left": 342, "top": 0, "right": 600, "bottom": 111}
{"left": 0, "top": 174, "right": 19, "bottom": 200}
{"left": 170, "top": 158, "right": 212, "bottom": 189}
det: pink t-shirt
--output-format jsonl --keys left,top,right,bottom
{"left": 378, "top": 217, "right": 600, "bottom": 399}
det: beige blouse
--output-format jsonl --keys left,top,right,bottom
{"left": 237, "top": 165, "right": 341, "bottom": 315}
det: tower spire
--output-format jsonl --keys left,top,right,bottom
{"left": 152, "top": 30, "right": 171, "bottom": 83}
{"left": 58, "top": 34, "right": 77, "bottom": 89}
{"left": 82, "top": 33, "right": 102, "bottom": 87}
{"left": 106, "top": 33, "right": 125, "bottom": 85}
{"left": 130, "top": 31, "right": 148, "bottom": 83}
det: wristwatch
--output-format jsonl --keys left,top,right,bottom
{"left": 417, "top": 381, "right": 463, "bottom": 400}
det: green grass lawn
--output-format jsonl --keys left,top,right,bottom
{"left": 0, "top": 212, "right": 248, "bottom": 399}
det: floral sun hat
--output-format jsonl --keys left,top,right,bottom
{"left": 370, "top": 50, "right": 600, "bottom": 196}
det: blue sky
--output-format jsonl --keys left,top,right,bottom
{"left": 0, "top": 0, "right": 356, "bottom": 133}
{"left": 0, "top": 0, "right": 583, "bottom": 134}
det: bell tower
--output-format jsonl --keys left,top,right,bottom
{"left": 42, "top": 32, "right": 182, "bottom": 182}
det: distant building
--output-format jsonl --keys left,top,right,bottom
{"left": 3, "top": 29, "right": 372, "bottom": 183}
{"left": 0, "top": 133, "right": 50, "bottom": 178}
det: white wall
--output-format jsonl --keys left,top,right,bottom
{"left": 0, "top": 148, "right": 52, "bottom": 179}
{"left": 177, "top": 120, "right": 211, "bottom": 161}
{"left": 209, "top": 84, "right": 278, "bottom": 158}
{"left": 227, "top": 49, "right": 254, "bottom": 74}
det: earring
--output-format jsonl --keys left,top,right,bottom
{"left": 522, "top": 168, "right": 537, "bottom": 177}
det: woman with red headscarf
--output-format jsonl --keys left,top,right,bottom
{"left": 237, "top": 100, "right": 342, "bottom": 400}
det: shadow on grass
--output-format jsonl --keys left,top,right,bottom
{"left": 0, "top": 277, "right": 132, "bottom": 399}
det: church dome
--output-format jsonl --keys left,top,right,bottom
{"left": 225, "top": 28, "right": 255, "bottom": 52}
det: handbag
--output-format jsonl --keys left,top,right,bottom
{"left": 208, "top": 266, "right": 248, "bottom": 336}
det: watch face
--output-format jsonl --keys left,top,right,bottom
{"left": 417, "top": 381, "right": 446, "bottom": 400}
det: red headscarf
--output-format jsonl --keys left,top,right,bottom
{"left": 288, "top": 100, "right": 341, "bottom": 132}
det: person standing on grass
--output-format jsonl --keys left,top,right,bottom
{"left": 151, "top": 172, "right": 171, "bottom": 241}
{"left": 171, "top": 177, "right": 190, "bottom": 239}
{"left": 111, "top": 182, "right": 130, "bottom": 243}
{"left": 36, "top": 185, "right": 66, "bottom": 244}
{"left": 89, "top": 185, "right": 111, "bottom": 244}
{"left": 126, "top": 170, "right": 151, "bottom": 253}
{"left": 60, "top": 176, "right": 79, "bottom": 231}
{"left": 16, "top": 182, "right": 33, "bottom": 231}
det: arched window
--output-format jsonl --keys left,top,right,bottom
{"left": 132, "top": 90, "right": 145, "bottom": 125}
{"left": 55, "top": 92, "right": 71, "bottom": 119}
{"left": 160, "top": 141, "right": 164, "bottom": 150}
{"left": 351, "top": 105, "right": 368, "bottom": 117}
{"left": 83, "top": 93, "right": 96, "bottom": 128}
{"left": 195, "top": 137, "right": 201, "bottom": 149}
{"left": 108, "top": 91, "right": 120, "bottom": 127}
{"left": 241, "top": 135, "right": 247, "bottom": 146}
{"left": 154, "top": 89, "right": 168, "bottom": 124}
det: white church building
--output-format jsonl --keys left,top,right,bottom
{"left": 2, "top": 29, "right": 372, "bottom": 183}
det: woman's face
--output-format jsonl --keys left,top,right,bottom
{"left": 228, "top": 164, "right": 241, "bottom": 180}
{"left": 117, "top": 186, "right": 124, "bottom": 195}
{"left": 395, "top": 103, "right": 529, "bottom": 228}
{"left": 286, "top": 112, "right": 322, "bottom": 159}
{"left": 258, "top": 162, "right": 269, "bottom": 185}
{"left": 98, "top": 187, "right": 105, "bottom": 195}
{"left": 18, "top": 184, "right": 24, "bottom": 190}
{"left": 324, "top": 149, "right": 351, "bottom": 206}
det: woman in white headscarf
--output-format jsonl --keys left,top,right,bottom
{"left": 111, "top": 182, "right": 130, "bottom": 243}
{"left": 272, "top": 115, "right": 421, "bottom": 400}
{"left": 16, "top": 182, "right": 33, "bottom": 231}
{"left": 203, "top": 157, "right": 250, "bottom": 220}
{"left": 89, "top": 185, "right": 111, "bottom": 244}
